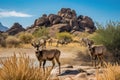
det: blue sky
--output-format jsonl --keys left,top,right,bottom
{"left": 0, "top": 0, "right": 120, "bottom": 28}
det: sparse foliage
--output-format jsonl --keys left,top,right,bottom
{"left": 0, "top": 33, "right": 8, "bottom": 47}
{"left": 18, "top": 32, "right": 33, "bottom": 44}
{"left": 56, "top": 32, "right": 72, "bottom": 42}
{"left": 97, "top": 63, "right": 120, "bottom": 80}
{"left": 91, "top": 21, "right": 120, "bottom": 63}
{"left": 33, "top": 26, "right": 49, "bottom": 38}
{"left": 6, "top": 36, "right": 20, "bottom": 47}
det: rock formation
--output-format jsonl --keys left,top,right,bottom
{"left": 33, "top": 8, "right": 96, "bottom": 34}
{"left": 6, "top": 22, "right": 25, "bottom": 35}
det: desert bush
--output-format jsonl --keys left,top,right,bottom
{"left": 0, "top": 33, "right": 8, "bottom": 47}
{"left": 6, "top": 36, "right": 20, "bottom": 47}
{"left": 18, "top": 32, "right": 33, "bottom": 44}
{"left": 33, "top": 26, "right": 49, "bottom": 38}
{"left": 91, "top": 21, "right": 120, "bottom": 63}
{"left": 56, "top": 32, "right": 72, "bottom": 42}
{"left": 97, "top": 63, "right": 120, "bottom": 80}
{"left": 0, "top": 54, "right": 52, "bottom": 80}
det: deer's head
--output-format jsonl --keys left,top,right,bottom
{"left": 31, "top": 42, "right": 40, "bottom": 51}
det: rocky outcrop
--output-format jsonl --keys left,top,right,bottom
{"left": 32, "top": 8, "right": 96, "bottom": 34}
{"left": 34, "top": 14, "right": 50, "bottom": 27}
{"left": 6, "top": 23, "right": 25, "bottom": 35}
{"left": 48, "top": 24, "right": 72, "bottom": 37}
{"left": 48, "top": 14, "right": 62, "bottom": 25}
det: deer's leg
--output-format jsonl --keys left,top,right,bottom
{"left": 43, "top": 60, "right": 46, "bottom": 74}
{"left": 91, "top": 56, "right": 94, "bottom": 66}
{"left": 97, "top": 56, "right": 101, "bottom": 67}
{"left": 52, "top": 60, "right": 55, "bottom": 69}
{"left": 100, "top": 56, "right": 104, "bottom": 67}
{"left": 39, "top": 61, "right": 42, "bottom": 68}
{"left": 55, "top": 58, "right": 61, "bottom": 75}
{"left": 44, "top": 43, "right": 46, "bottom": 48}
{"left": 56, "top": 42, "right": 59, "bottom": 47}
{"left": 94, "top": 56, "right": 97, "bottom": 67}
{"left": 51, "top": 42, "right": 52, "bottom": 46}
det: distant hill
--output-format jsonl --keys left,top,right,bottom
{"left": 0, "top": 22, "right": 8, "bottom": 32}
{"left": 6, "top": 22, "right": 25, "bottom": 35}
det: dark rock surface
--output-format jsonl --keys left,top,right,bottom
{"left": 32, "top": 8, "right": 96, "bottom": 34}
{"left": 6, "top": 22, "right": 25, "bottom": 35}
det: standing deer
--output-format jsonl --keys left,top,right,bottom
{"left": 47, "top": 38, "right": 53, "bottom": 46}
{"left": 81, "top": 38, "right": 106, "bottom": 67}
{"left": 87, "top": 43, "right": 106, "bottom": 67}
{"left": 80, "top": 38, "right": 94, "bottom": 47}
{"left": 31, "top": 42, "right": 61, "bottom": 74}
{"left": 56, "top": 39, "right": 67, "bottom": 47}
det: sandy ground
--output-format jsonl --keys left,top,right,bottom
{"left": 0, "top": 44, "right": 81, "bottom": 67}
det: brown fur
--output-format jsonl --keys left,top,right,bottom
{"left": 32, "top": 43, "right": 61, "bottom": 74}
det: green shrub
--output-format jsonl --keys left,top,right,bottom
{"left": 18, "top": 32, "right": 33, "bottom": 44}
{"left": 56, "top": 32, "right": 72, "bottom": 42}
{"left": 33, "top": 27, "right": 49, "bottom": 38}
{"left": 6, "top": 36, "right": 20, "bottom": 47}
{"left": 91, "top": 21, "right": 120, "bottom": 63}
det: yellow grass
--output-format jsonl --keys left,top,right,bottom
{"left": 0, "top": 54, "right": 52, "bottom": 80}
{"left": 97, "top": 63, "right": 120, "bottom": 80}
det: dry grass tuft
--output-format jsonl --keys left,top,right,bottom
{"left": 97, "top": 63, "right": 120, "bottom": 80}
{"left": 0, "top": 54, "right": 52, "bottom": 80}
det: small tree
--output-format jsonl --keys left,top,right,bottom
{"left": 18, "top": 32, "right": 33, "bottom": 44}
{"left": 33, "top": 26, "right": 49, "bottom": 38}
{"left": 56, "top": 32, "right": 72, "bottom": 42}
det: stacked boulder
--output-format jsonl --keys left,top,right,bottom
{"left": 33, "top": 8, "right": 96, "bottom": 34}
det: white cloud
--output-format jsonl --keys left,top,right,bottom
{"left": 0, "top": 10, "right": 32, "bottom": 17}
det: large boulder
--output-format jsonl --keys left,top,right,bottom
{"left": 48, "top": 24, "right": 72, "bottom": 37}
{"left": 77, "top": 15, "right": 96, "bottom": 33}
{"left": 58, "top": 8, "right": 77, "bottom": 19}
{"left": 6, "top": 23, "right": 25, "bottom": 35}
{"left": 48, "top": 14, "right": 62, "bottom": 25}
{"left": 34, "top": 14, "right": 50, "bottom": 27}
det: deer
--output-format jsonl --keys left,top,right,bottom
{"left": 47, "top": 38, "right": 53, "bottom": 46}
{"left": 56, "top": 38, "right": 71, "bottom": 47}
{"left": 80, "top": 38, "right": 94, "bottom": 47}
{"left": 87, "top": 42, "right": 106, "bottom": 67}
{"left": 56, "top": 39, "right": 67, "bottom": 47}
{"left": 31, "top": 42, "right": 61, "bottom": 75}
{"left": 81, "top": 38, "right": 106, "bottom": 67}
{"left": 39, "top": 38, "right": 46, "bottom": 49}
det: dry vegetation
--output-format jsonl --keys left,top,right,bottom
{"left": 0, "top": 54, "right": 52, "bottom": 80}
{"left": 0, "top": 22, "right": 120, "bottom": 80}
{"left": 97, "top": 63, "right": 120, "bottom": 80}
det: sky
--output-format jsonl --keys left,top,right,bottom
{"left": 0, "top": 0, "right": 120, "bottom": 28}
